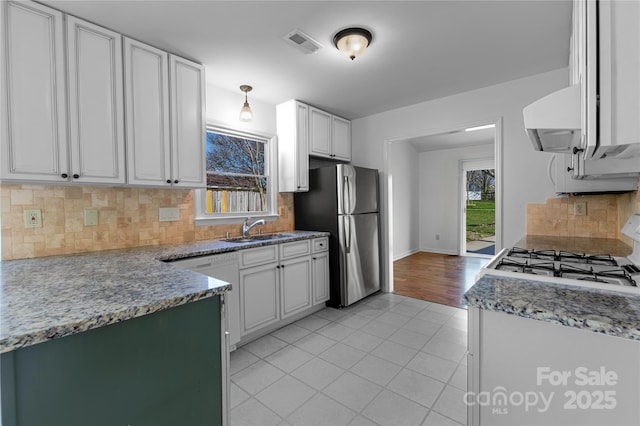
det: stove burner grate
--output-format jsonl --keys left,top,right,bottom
{"left": 558, "top": 264, "right": 637, "bottom": 287}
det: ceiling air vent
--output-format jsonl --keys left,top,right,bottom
{"left": 283, "top": 29, "right": 323, "bottom": 54}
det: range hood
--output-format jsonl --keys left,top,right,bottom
{"left": 523, "top": 85, "right": 582, "bottom": 153}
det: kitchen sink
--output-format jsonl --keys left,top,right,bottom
{"left": 224, "top": 233, "right": 295, "bottom": 243}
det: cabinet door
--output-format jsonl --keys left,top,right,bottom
{"left": 239, "top": 264, "right": 280, "bottom": 335}
{"left": 312, "top": 252, "right": 330, "bottom": 304}
{"left": 276, "top": 100, "right": 309, "bottom": 192}
{"left": 294, "top": 102, "right": 310, "bottom": 191}
{"left": 598, "top": 0, "right": 640, "bottom": 154}
{"left": 169, "top": 55, "right": 206, "bottom": 188}
{"left": 280, "top": 256, "right": 312, "bottom": 319}
{"left": 309, "top": 107, "right": 332, "bottom": 158}
{"left": 332, "top": 116, "right": 351, "bottom": 161}
{"left": 1, "top": 1, "right": 69, "bottom": 182}
{"left": 124, "top": 38, "right": 171, "bottom": 186}
{"left": 67, "top": 16, "right": 125, "bottom": 184}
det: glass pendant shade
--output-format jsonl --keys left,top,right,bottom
{"left": 239, "top": 85, "right": 253, "bottom": 122}
{"left": 239, "top": 101, "right": 253, "bottom": 122}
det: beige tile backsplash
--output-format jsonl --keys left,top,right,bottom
{"left": 526, "top": 177, "right": 640, "bottom": 244}
{"left": 1, "top": 184, "right": 294, "bottom": 260}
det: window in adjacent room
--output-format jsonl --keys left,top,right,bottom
{"left": 195, "top": 126, "right": 278, "bottom": 224}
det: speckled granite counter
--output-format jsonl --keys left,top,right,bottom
{"left": 464, "top": 274, "right": 640, "bottom": 340}
{"left": 464, "top": 234, "right": 640, "bottom": 340}
{"left": 0, "top": 230, "right": 328, "bottom": 353}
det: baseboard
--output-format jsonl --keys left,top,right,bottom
{"left": 419, "top": 247, "right": 459, "bottom": 256}
{"left": 393, "top": 248, "right": 420, "bottom": 261}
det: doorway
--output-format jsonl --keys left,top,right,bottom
{"left": 385, "top": 118, "right": 502, "bottom": 294}
{"left": 461, "top": 160, "right": 495, "bottom": 256}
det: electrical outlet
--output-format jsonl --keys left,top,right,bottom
{"left": 435, "top": 234, "right": 440, "bottom": 241}
{"left": 24, "top": 209, "right": 42, "bottom": 228}
{"left": 159, "top": 207, "right": 180, "bottom": 222}
{"left": 84, "top": 209, "right": 98, "bottom": 226}
{"left": 574, "top": 201, "right": 587, "bottom": 216}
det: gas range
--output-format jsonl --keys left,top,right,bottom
{"left": 479, "top": 214, "right": 640, "bottom": 294}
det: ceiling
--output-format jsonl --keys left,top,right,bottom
{"left": 42, "top": 0, "right": 572, "bottom": 120}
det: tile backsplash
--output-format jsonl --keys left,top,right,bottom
{"left": 526, "top": 177, "right": 640, "bottom": 244}
{"left": 1, "top": 184, "right": 294, "bottom": 260}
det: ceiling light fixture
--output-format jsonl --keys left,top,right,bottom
{"left": 239, "top": 85, "right": 253, "bottom": 122}
{"left": 465, "top": 124, "right": 495, "bottom": 132}
{"left": 333, "top": 27, "right": 373, "bottom": 61}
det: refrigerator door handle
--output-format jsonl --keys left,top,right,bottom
{"left": 343, "top": 176, "right": 351, "bottom": 214}
{"left": 343, "top": 215, "right": 351, "bottom": 254}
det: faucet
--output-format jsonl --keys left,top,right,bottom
{"left": 242, "top": 218, "right": 266, "bottom": 237}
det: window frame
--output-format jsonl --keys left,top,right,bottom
{"left": 194, "top": 124, "right": 279, "bottom": 226}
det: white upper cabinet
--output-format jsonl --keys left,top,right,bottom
{"left": 1, "top": 3, "right": 126, "bottom": 184}
{"left": 66, "top": 16, "right": 125, "bottom": 184}
{"left": 571, "top": 0, "right": 640, "bottom": 160}
{"left": 124, "top": 38, "right": 205, "bottom": 188}
{"left": 277, "top": 100, "right": 351, "bottom": 192}
{"left": 124, "top": 38, "right": 172, "bottom": 186}
{"left": 597, "top": 0, "right": 640, "bottom": 157}
{"left": 1, "top": 1, "right": 69, "bottom": 182}
{"left": 169, "top": 55, "right": 206, "bottom": 188}
{"left": 332, "top": 116, "right": 352, "bottom": 161}
{"left": 277, "top": 100, "right": 309, "bottom": 192}
{"left": 309, "top": 106, "right": 351, "bottom": 161}
{"left": 309, "top": 107, "right": 332, "bottom": 158}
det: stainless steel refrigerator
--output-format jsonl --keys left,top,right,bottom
{"left": 294, "top": 164, "right": 381, "bottom": 307}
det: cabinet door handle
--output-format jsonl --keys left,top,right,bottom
{"left": 174, "top": 180, "right": 179, "bottom": 184}
{"left": 312, "top": 257, "right": 317, "bottom": 260}
{"left": 166, "top": 179, "right": 172, "bottom": 184}
{"left": 72, "top": 174, "right": 80, "bottom": 179}
{"left": 276, "top": 265, "right": 280, "bottom": 269}
{"left": 61, "top": 173, "right": 68, "bottom": 179}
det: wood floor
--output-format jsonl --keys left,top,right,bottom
{"left": 393, "top": 252, "right": 489, "bottom": 309}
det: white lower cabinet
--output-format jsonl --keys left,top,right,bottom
{"left": 280, "top": 257, "right": 312, "bottom": 319}
{"left": 237, "top": 237, "right": 328, "bottom": 341}
{"left": 239, "top": 263, "right": 280, "bottom": 335}
{"left": 468, "top": 307, "right": 640, "bottom": 426}
{"left": 312, "top": 237, "right": 330, "bottom": 304}
{"left": 312, "top": 252, "right": 330, "bottom": 304}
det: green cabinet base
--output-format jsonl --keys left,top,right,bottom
{"left": 1, "top": 296, "right": 222, "bottom": 426}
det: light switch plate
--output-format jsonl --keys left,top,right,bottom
{"left": 159, "top": 207, "right": 180, "bottom": 222}
{"left": 84, "top": 209, "right": 98, "bottom": 226}
{"left": 574, "top": 201, "right": 587, "bottom": 216}
{"left": 24, "top": 209, "right": 42, "bottom": 228}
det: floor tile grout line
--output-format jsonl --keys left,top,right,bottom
{"left": 230, "top": 295, "right": 469, "bottom": 426}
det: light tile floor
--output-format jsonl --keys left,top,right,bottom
{"left": 230, "top": 292, "right": 468, "bottom": 426}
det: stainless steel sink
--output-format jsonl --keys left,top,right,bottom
{"left": 224, "top": 233, "right": 295, "bottom": 243}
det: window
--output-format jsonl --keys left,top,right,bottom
{"left": 195, "top": 126, "right": 277, "bottom": 224}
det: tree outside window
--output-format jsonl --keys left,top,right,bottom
{"left": 204, "top": 130, "right": 269, "bottom": 214}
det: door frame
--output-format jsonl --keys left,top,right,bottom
{"left": 383, "top": 117, "right": 503, "bottom": 293}
{"left": 460, "top": 158, "right": 496, "bottom": 256}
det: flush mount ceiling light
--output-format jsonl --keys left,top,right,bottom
{"left": 333, "top": 27, "right": 373, "bottom": 60}
{"left": 239, "top": 85, "right": 253, "bottom": 122}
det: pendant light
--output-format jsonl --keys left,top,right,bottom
{"left": 239, "top": 85, "right": 253, "bottom": 122}
{"left": 333, "top": 27, "right": 373, "bottom": 60}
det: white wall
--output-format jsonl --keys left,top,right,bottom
{"left": 205, "top": 82, "right": 276, "bottom": 135}
{"left": 419, "top": 143, "right": 494, "bottom": 254}
{"left": 389, "top": 141, "right": 420, "bottom": 260}
{"left": 351, "top": 68, "right": 568, "bottom": 289}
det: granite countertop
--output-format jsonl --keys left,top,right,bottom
{"left": 464, "top": 235, "right": 640, "bottom": 341}
{"left": 0, "top": 230, "right": 328, "bottom": 353}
